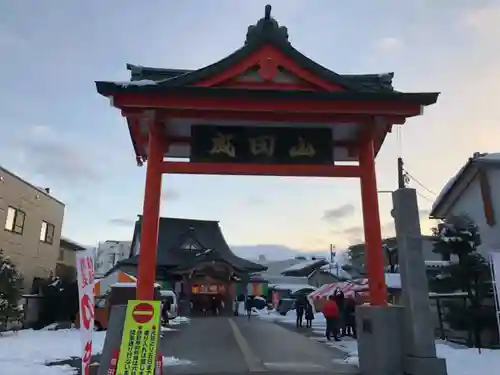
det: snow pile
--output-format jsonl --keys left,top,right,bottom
{"left": 257, "top": 310, "right": 500, "bottom": 375}
{"left": 336, "top": 340, "right": 500, "bottom": 375}
{"left": 437, "top": 343, "right": 500, "bottom": 375}
{"left": 163, "top": 356, "right": 194, "bottom": 366}
{"left": 0, "top": 329, "right": 106, "bottom": 375}
{"left": 160, "top": 326, "right": 178, "bottom": 332}
{"left": 169, "top": 316, "right": 190, "bottom": 325}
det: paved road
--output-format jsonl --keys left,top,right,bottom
{"left": 161, "top": 317, "right": 360, "bottom": 374}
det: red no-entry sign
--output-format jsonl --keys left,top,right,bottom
{"left": 132, "top": 303, "right": 155, "bottom": 324}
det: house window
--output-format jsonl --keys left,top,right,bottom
{"left": 58, "top": 248, "right": 65, "bottom": 261}
{"left": 40, "top": 221, "right": 55, "bottom": 244}
{"left": 4, "top": 206, "right": 26, "bottom": 235}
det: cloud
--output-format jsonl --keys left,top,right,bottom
{"left": 374, "top": 37, "right": 403, "bottom": 53}
{"left": 109, "top": 218, "right": 136, "bottom": 227}
{"left": 341, "top": 226, "right": 364, "bottom": 246}
{"left": 8, "top": 125, "right": 100, "bottom": 185}
{"left": 322, "top": 204, "right": 355, "bottom": 222}
{"left": 461, "top": 5, "right": 500, "bottom": 35}
{"left": 162, "top": 188, "right": 180, "bottom": 201}
{"left": 340, "top": 209, "right": 434, "bottom": 246}
{"left": 340, "top": 221, "right": 395, "bottom": 246}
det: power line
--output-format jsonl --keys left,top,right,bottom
{"left": 396, "top": 157, "right": 436, "bottom": 205}
{"left": 403, "top": 169, "right": 437, "bottom": 196}
{"left": 415, "top": 190, "right": 434, "bottom": 203}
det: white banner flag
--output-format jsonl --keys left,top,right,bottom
{"left": 76, "top": 248, "right": 95, "bottom": 375}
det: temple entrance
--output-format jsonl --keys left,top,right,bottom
{"left": 96, "top": 5, "right": 439, "bottom": 308}
{"left": 184, "top": 267, "right": 236, "bottom": 317}
{"left": 190, "top": 293, "right": 225, "bottom": 317}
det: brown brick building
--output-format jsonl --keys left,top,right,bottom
{"left": 0, "top": 166, "right": 65, "bottom": 290}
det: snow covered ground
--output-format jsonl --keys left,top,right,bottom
{"left": 0, "top": 316, "right": 192, "bottom": 374}
{"left": 257, "top": 309, "right": 500, "bottom": 375}
{"left": 0, "top": 329, "right": 106, "bottom": 375}
{"left": 169, "top": 316, "right": 190, "bottom": 325}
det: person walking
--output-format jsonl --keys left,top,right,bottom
{"left": 295, "top": 295, "right": 306, "bottom": 328}
{"left": 161, "top": 298, "right": 171, "bottom": 326}
{"left": 245, "top": 295, "right": 253, "bottom": 320}
{"left": 322, "top": 295, "right": 340, "bottom": 341}
{"left": 305, "top": 298, "right": 315, "bottom": 328}
{"left": 334, "top": 288, "right": 346, "bottom": 337}
{"left": 344, "top": 297, "right": 357, "bottom": 337}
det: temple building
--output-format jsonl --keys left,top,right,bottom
{"left": 109, "top": 216, "right": 267, "bottom": 315}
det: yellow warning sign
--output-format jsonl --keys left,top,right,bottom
{"left": 116, "top": 300, "right": 161, "bottom": 375}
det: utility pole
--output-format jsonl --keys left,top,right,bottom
{"left": 329, "top": 244, "right": 335, "bottom": 274}
{"left": 110, "top": 252, "right": 117, "bottom": 267}
{"left": 397, "top": 157, "right": 406, "bottom": 189}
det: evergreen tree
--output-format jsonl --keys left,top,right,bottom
{"left": 36, "top": 276, "right": 79, "bottom": 329}
{"left": 431, "top": 214, "right": 496, "bottom": 347}
{"left": 348, "top": 237, "right": 399, "bottom": 274}
{"left": 0, "top": 250, "right": 24, "bottom": 330}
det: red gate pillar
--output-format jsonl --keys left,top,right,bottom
{"left": 137, "top": 121, "right": 164, "bottom": 300}
{"left": 359, "top": 140, "right": 388, "bottom": 306}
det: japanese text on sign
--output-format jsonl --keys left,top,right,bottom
{"left": 116, "top": 300, "right": 161, "bottom": 375}
{"left": 209, "top": 133, "right": 236, "bottom": 157}
{"left": 191, "top": 125, "right": 333, "bottom": 164}
{"left": 76, "top": 249, "right": 95, "bottom": 375}
{"left": 249, "top": 135, "right": 275, "bottom": 156}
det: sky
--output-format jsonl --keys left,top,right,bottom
{"left": 0, "top": 0, "right": 499, "bottom": 253}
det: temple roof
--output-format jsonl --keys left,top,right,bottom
{"left": 119, "top": 217, "right": 266, "bottom": 273}
{"left": 96, "top": 5, "right": 437, "bottom": 102}
{"left": 430, "top": 152, "right": 500, "bottom": 218}
{"left": 280, "top": 258, "right": 329, "bottom": 277}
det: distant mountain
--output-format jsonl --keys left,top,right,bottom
{"left": 230, "top": 244, "right": 302, "bottom": 260}
{"left": 230, "top": 244, "right": 345, "bottom": 262}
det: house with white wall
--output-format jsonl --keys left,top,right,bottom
{"left": 95, "top": 240, "right": 132, "bottom": 277}
{"left": 430, "top": 152, "right": 500, "bottom": 257}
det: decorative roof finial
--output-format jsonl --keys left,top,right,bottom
{"left": 264, "top": 4, "right": 272, "bottom": 20}
{"left": 245, "top": 4, "right": 289, "bottom": 45}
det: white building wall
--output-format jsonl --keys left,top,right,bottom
{"left": 448, "top": 168, "right": 500, "bottom": 256}
{"left": 95, "top": 240, "right": 132, "bottom": 277}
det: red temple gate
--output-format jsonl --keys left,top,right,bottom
{"left": 96, "top": 5, "right": 439, "bottom": 306}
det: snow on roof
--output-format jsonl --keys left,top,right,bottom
{"left": 255, "top": 275, "right": 309, "bottom": 285}
{"left": 255, "top": 259, "right": 310, "bottom": 276}
{"left": 424, "top": 260, "right": 453, "bottom": 268}
{"left": 59, "top": 236, "right": 88, "bottom": 251}
{"left": 431, "top": 163, "right": 467, "bottom": 214}
{"left": 114, "top": 79, "right": 158, "bottom": 87}
{"left": 269, "top": 284, "right": 316, "bottom": 293}
{"left": 281, "top": 259, "right": 326, "bottom": 274}
{"left": 431, "top": 152, "right": 500, "bottom": 216}
{"left": 316, "top": 251, "right": 352, "bottom": 279}
{"left": 428, "top": 292, "right": 468, "bottom": 298}
{"left": 320, "top": 264, "right": 352, "bottom": 279}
